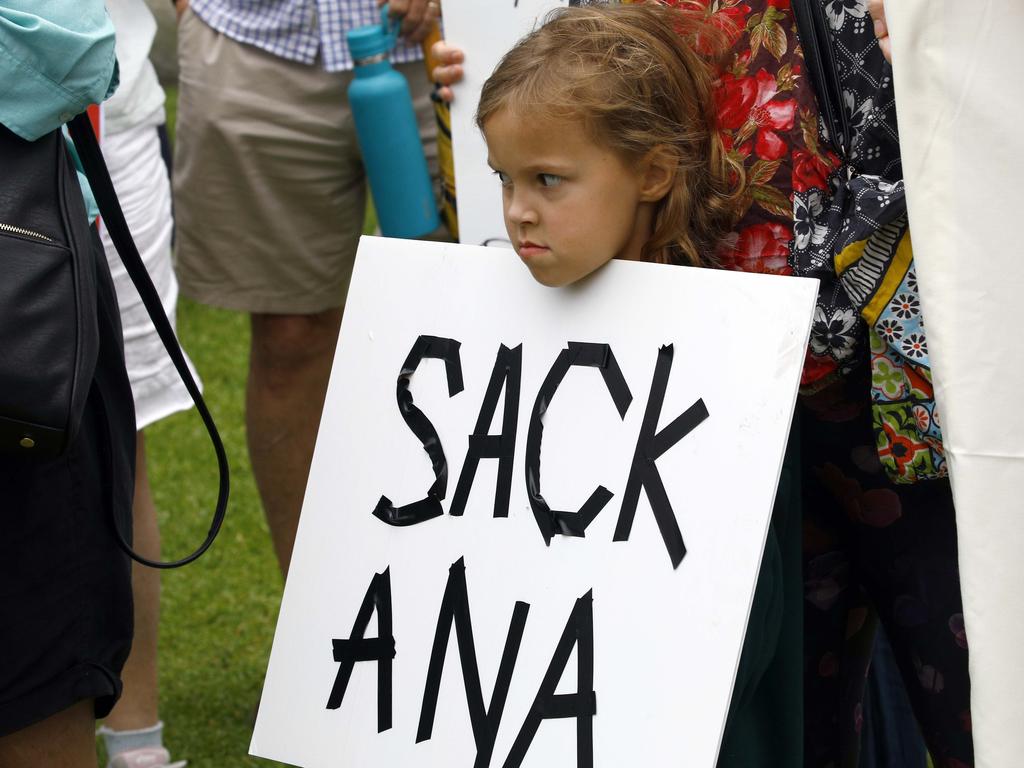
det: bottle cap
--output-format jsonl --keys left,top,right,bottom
{"left": 347, "top": 4, "right": 399, "bottom": 63}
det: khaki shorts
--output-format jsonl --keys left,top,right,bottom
{"left": 173, "top": 8, "right": 440, "bottom": 314}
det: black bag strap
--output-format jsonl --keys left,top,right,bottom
{"left": 68, "top": 112, "right": 229, "bottom": 570}
{"left": 791, "top": 0, "right": 851, "bottom": 159}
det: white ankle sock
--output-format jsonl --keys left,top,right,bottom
{"left": 98, "top": 720, "right": 165, "bottom": 757}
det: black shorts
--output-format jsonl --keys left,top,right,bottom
{"left": 0, "top": 231, "right": 136, "bottom": 736}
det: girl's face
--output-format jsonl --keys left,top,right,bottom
{"left": 483, "top": 107, "right": 658, "bottom": 287}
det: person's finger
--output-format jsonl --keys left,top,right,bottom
{"left": 431, "top": 41, "right": 465, "bottom": 67}
{"left": 425, "top": 0, "right": 441, "bottom": 25}
{"left": 867, "top": 0, "right": 892, "bottom": 63}
{"left": 431, "top": 63, "right": 464, "bottom": 87}
{"left": 437, "top": 85, "right": 455, "bottom": 103}
{"left": 877, "top": 34, "right": 892, "bottom": 63}
{"left": 378, "top": 0, "right": 416, "bottom": 37}
{"left": 396, "top": 0, "right": 428, "bottom": 38}
{"left": 379, "top": 0, "right": 439, "bottom": 42}
{"left": 404, "top": 17, "right": 436, "bottom": 44}
{"left": 868, "top": 0, "right": 887, "bottom": 38}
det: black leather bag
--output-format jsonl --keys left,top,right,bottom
{"left": 0, "top": 113, "right": 228, "bottom": 568}
{"left": 0, "top": 120, "right": 98, "bottom": 458}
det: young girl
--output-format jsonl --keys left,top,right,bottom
{"left": 440, "top": 3, "right": 974, "bottom": 767}
{"left": 471, "top": 5, "right": 803, "bottom": 767}
{"left": 476, "top": 3, "right": 742, "bottom": 283}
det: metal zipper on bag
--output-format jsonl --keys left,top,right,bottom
{"left": 0, "top": 222, "right": 53, "bottom": 242}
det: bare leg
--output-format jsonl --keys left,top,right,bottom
{"left": 247, "top": 309, "right": 344, "bottom": 577}
{"left": 104, "top": 432, "right": 161, "bottom": 731}
{"left": 0, "top": 700, "right": 98, "bottom": 768}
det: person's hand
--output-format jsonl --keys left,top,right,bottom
{"left": 868, "top": 0, "right": 891, "bottom": 63}
{"left": 378, "top": 0, "right": 440, "bottom": 44}
{"left": 431, "top": 40, "right": 464, "bottom": 103}
{"left": 175, "top": 0, "right": 189, "bottom": 22}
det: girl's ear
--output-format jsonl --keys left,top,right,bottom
{"left": 638, "top": 145, "right": 678, "bottom": 203}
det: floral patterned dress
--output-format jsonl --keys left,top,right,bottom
{"left": 662, "top": 1, "right": 974, "bottom": 766}
{"left": 691, "top": 0, "right": 945, "bottom": 484}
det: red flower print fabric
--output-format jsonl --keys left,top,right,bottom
{"left": 716, "top": 68, "right": 799, "bottom": 160}
{"left": 685, "top": 0, "right": 946, "bottom": 484}
{"left": 685, "top": 0, "right": 843, "bottom": 389}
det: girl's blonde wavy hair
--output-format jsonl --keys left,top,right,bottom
{"left": 476, "top": 1, "right": 744, "bottom": 267}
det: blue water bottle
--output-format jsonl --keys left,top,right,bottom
{"left": 347, "top": 6, "right": 440, "bottom": 238}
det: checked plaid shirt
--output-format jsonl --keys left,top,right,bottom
{"left": 190, "top": 0, "right": 422, "bottom": 72}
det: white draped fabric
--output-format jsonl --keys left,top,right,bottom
{"left": 887, "top": 3, "right": 1024, "bottom": 764}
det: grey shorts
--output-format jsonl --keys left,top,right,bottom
{"left": 173, "top": 8, "right": 440, "bottom": 314}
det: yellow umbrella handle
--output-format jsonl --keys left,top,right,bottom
{"left": 420, "top": 6, "right": 460, "bottom": 240}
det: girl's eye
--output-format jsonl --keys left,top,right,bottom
{"left": 494, "top": 170, "right": 511, "bottom": 187}
{"left": 539, "top": 173, "right": 563, "bottom": 187}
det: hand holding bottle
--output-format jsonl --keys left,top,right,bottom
{"left": 378, "top": 0, "right": 440, "bottom": 43}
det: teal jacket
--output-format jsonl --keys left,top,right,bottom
{"left": 0, "top": 0, "right": 118, "bottom": 216}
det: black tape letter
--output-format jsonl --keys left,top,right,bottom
{"left": 614, "top": 344, "right": 709, "bottom": 569}
{"left": 373, "top": 335, "right": 463, "bottom": 527}
{"left": 450, "top": 344, "right": 523, "bottom": 519}
{"left": 327, "top": 568, "right": 396, "bottom": 732}
{"left": 503, "top": 590, "right": 596, "bottom": 768}
{"left": 417, "top": 558, "right": 530, "bottom": 768}
{"left": 525, "top": 343, "right": 632, "bottom": 543}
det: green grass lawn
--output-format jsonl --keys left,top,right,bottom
{"left": 145, "top": 301, "right": 286, "bottom": 766}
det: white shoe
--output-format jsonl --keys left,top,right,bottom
{"left": 108, "top": 746, "right": 187, "bottom": 768}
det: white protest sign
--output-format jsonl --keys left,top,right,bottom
{"left": 444, "top": 0, "right": 569, "bottom": 247}
{"left": 251, "top": 237, "right": 817, "bottom": 767}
